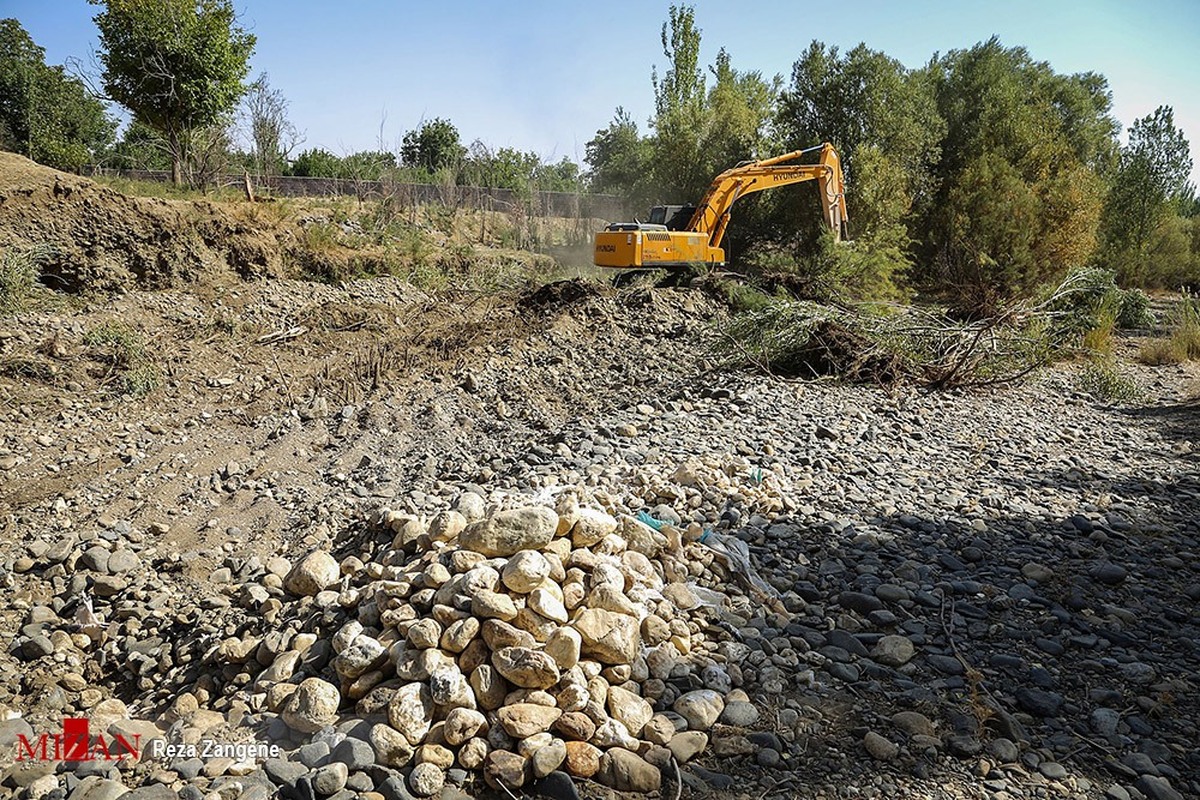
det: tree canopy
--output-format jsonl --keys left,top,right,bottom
{"left": 1099, "top": 106, "right": 1195, "bottom": 285}
{"left": 93, "top": 0, "right": 256, "bottom": 185}
{"left": 401, "top": 118, "right": 466, "bottom": 173}
{"left": 0, "top": 18, "right": 114, "bottom": 171}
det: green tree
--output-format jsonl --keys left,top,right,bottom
{"left": 401, "top": 118, "right": 465, "bottom": 173}
{"left": 341, "top": 150, "right": 395, "bottom": 181}
{"left": 587, "top": 6, "right": 778, "bottom": 222}
{"left": 1099, "top": 105, "right": 1194, "bottom": 285}
{"left": 649, "top": 5, "right": 708, "bottom": 202}
{"left": 767, "top": 42, "right": 944, "bottom": 297}
{"left": 920, "top": 38, "right": 1116, "bottom": 314}
{"left": 584, "top": 107, "right": 652, "bottom": 205}
{"left": 459, "top": 144, "right": 581, "bottom": 194}
{"left": 290, "top": 147, "right": 343, "bottom": 178}
{"left": 533, "top": 157, "right": 583, "bottom": 193}
{"left": 463, "top": 144, "right": 539, "bottom": 191}
{"left": 93, "top": 0, "right": 255, "bottom": 186}
{"left": 0, "top": 18, "right": 114, "bottom": 171}
{"left": 108, "top": 119, "right": 172, "bottom": 170}
{"left": 778, "top": 42, "right": 942, "bottom": 203}
{"left": 701, "top": 49, "right": 778, "bottom": 173}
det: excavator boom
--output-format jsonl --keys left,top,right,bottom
{"left": 593, "top": 142, "right": 848, "bottom": 270}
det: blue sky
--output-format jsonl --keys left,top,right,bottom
{"left": 8, "top": 0, "right": 1199, "bottom": 183}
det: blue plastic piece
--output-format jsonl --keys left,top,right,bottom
{"left": 636, "top": 510, "right": 666, "bottom": 531}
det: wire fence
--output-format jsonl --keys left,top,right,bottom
{"left": 83, "top": 167, "right": 626, "bottom": 220}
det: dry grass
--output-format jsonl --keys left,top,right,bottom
{"left": 1081, "top": 321, "right": 1114, "bottom": 354}
{"left": 83, "top": 320, "right": 161, "bottom": 397}
{"left": 0, "top": 248, "right": 38, "bottom": 314}
{"left": 1139, "top": 338, "right": 1186, "bottom": 366}
{"left": 0, "top": 354, "right": 59, "bottom": 381}
{"left": 1138, "top": 293, "right": 1200, "bottom": 366}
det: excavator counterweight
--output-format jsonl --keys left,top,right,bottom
{"left": 593, "top": 142, "right": 848, "bottom": 270}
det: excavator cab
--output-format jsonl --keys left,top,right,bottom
{"left": 648, "top": 204, "right": 697, "bottom": 231}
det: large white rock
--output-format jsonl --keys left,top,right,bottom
{"left": 497, "top": 703, "right": 562, "bottom": 738}
{"left": 333, "top": 635, "right": 386, "bottom": 680}
{"left": 528, "top": 588, "right": 568, "bottom": 623}
{"left": 388, "top": 682, "right": 434, "bottom": 745}
{"left": 428, "top": 510, "right": 467, "bottom": 542}
{"left": 284, "top": 551, "right": 340, "bottom": 596}
{"left": 501, "top": 550, "right": 552, "bottom": 593}
{"left": 573, "top": 608, "right": 640, "bottom": 664}
{"left": 443, "top": 707, "right": 487, "bottom": 746}
{"left": 544, "top": 626, "right": 582, "bottom": 670}
{"left": 673, "top": 690, "right": 725, "bottom": 731}
{"left": 282, "top": 677, "right": 340, "bottom": 733}
{"left": 570, "top": 508, "right": 619, "bottom": 547}
{"left": 461, "top": 507, "right": 557, "bottom": 557}
{"left": 429, "top": 666, "right": 476, "bottom": 711}
{"left": 370, "top": 722, "right": 415, "bottom": 767}
{"left": 606, "top": 686, "right": 653, "bottom": 737}
{"left": 492, "top": 647, "right": 560, "bottom": 689}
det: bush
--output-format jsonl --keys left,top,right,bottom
{"left": 1074, "top": 359, "right": 1142, "bottom": 404}
{"left": 747, "top": 231, "right": 908, "bottom": 305}
{"left": 934, "top": 155, "right": 1043, "bottom": 316}
{"left": 714, "top": 279, "right": 778, "bottom": 313}
{"left": 716, "top": 299, "right": 1053, "bottom": 388}
{"left": 84, "top": 320, "right": 144, "bottom": 363}
{"left": 1116, "top": 288, "right": 1156, "bottom": 329}
{"left": 1039, "top": 268, "right": 1120, "bottom": 349}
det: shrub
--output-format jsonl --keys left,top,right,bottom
{"left": 120, "top": 363, "right": 161, "bottom": 397}
{"left": 1116, "top": 288, "right": 1156, "bottom": 329}
{"left": 716, "top": 299, "right": 1052, "bottom": 388}
{"left": 84, "top": 321, "right": 145, "bottom": 367}
{"left": 713, "top": 279, "right": 777, "bottom": 313}
{"left": 1039, "top": 268, "right": 1120, "bottom": 350}
{"left": 748, "top": 230, "right": 909, "bottom": 304}
{"left": 1074, "top": 359, "right": 1142, "bottom": 404}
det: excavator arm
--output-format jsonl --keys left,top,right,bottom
{"left": 688, "top": 142, "right": 848, "bottom": 250}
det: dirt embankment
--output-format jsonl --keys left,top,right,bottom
{"left": 0, "top": 153, "right": 291, "bottom": 292}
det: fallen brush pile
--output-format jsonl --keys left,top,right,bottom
{"left": 220, "top": 492, "right": 773, "bottom": 796}
{"left": 715, "top": 268, "right": 1140, "bottom": 389}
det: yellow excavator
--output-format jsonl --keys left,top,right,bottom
{"left": 593, "top": 142, "right": 848, "bottom": 270}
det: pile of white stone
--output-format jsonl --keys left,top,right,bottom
{"left": 263, "top": 492, "right": 759, "bottom": 796}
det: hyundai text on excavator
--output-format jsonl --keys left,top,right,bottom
{"left": 593, "top": 142, "right": 848, "bottom": 270}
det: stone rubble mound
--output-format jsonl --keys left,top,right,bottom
{"left": 249, "top": 490, "right": 769, "bottom": 796}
